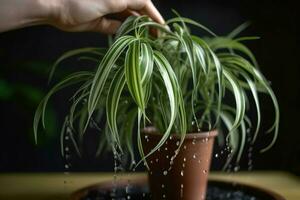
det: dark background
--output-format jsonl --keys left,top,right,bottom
{"left": 0, "top": 0, "right": 299, "bottom": 173}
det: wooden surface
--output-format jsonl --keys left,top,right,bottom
{"left": 0, "top": 171, "right": 299, "bottom": 200}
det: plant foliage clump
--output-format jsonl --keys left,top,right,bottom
{"left": 34, "top": 14, "right": 279, "bottom": 167}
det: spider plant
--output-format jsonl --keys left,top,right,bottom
{"left": 33, "top": 14, "right": 279, "bottom": 168}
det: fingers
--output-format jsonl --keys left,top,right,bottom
{"left": 102, "top": 0, "right": 164, "bottom": 24}
{"left": 64, "top": 17, "right": 121, "bottom": 34}
{"left": 126, "top": 0, "right": 165, "bottom": 24}
{"left": 58, "top": 0, "right": 164, "bottom": 34}
{"left": 139, "top": 1, "right": 165, "bottom": 24}
{"left": 106, "top": 9, "right": 140, "bottom": 22}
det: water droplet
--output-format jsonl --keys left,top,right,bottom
{"left": 176, "top": 141, "right": 180, "bottom": 146}
{"left": 65, "top": 147, "right": 69, "bottom": 151}
{"left": 192, "top": 121, "right": 195, "bottom": 125}
{"left": 198, "top": 160, "right": 201, "bottom": 163}
{"left": 169, "top": 135, "right": 173, "bottom": 140}
{"left": 166, "top": 155, "right": 169, "bottom": 159}
{"left": 234, "top": 165, "right": 240, "bottom": 172}
{"left": 66, "top": 127, "right": 71, "bottom": 133}
{"left": 65, "top": 136, "right": 69, "bottom": 140}
{"left": 156, "top": 158, "right": 159, "bottom": 162}
{"left": 163, "top": 194, "right": 166, "bottom": 198}
{"left": 125, "top": 184, "right": 130, "bottom": 193}
{"left": 203, "top": 169, "right": 207, "bottom": 173}
{"left": 215, "top": 153, "right": 219, "bottom": 158}
{"left": 161, "top": 184, "right": 165, "bottom": 188}
{"left": 202, "top": 138, "right": 208, "bottom": 143}
{"left": 192, "top": 139, "right": 196, "bottom": 145}
{"left": 127, "top": 195, "right": 131, "bottom": 199}
{"left": 165, "top": 147, "right": 168, "bottom": 151}
{"left": 163, "top": 171, "right": 168, "bottom": 175}
{"left": 64, "top": 164, "right": 69, "bottom": 169}
{"left": 193, "top": 154, "right": 197, "bottom": 159}
{"left": 201, "top": 194, "right": 205, "bottom": 200}
{"left": 182, "top": 163, "right": 185, "bottom": 168}
{"left": 150, "top": 160, "right": 153, "bottom": 164}
{"left": 183, "top": 158, "right": 186, "bottom": 162}
{"left": 180, "top": 184, "right": 184, "bottom": 197}
{"left": 183, "top": 145, "right": 187, "bottom": 150}
{"left": 180, "top": 170, "right": 184, "bottom": 176}
{"left": 170, "top": 158, "right": 174, "bottom": 165}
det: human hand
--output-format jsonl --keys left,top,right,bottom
{"left": 48, "top": 0, "right": 164, "bottom": 34}
{"left": 0, "top": 0, "right": 164, "bottom": 34}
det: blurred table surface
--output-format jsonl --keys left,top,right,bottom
{"left": 0, "top": 171, "right": 299, "bottom": 200}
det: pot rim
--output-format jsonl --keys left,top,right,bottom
{"left": 208, "top": 179, "right": 286, "bottom": 200}
{"left": 142, "top": 126, "right": 218, "bottom": 139}
{"left": 70, "top": 177, "right": 286, "bottom": 200}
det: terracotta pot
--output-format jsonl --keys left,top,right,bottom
{"left": 142, "top": 127, "right": 218, "bottom": 200}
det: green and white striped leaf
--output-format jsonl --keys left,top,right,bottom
{"left": 88, "top": 36, "right": 135, "bottom": 116}
{"left": 106, "top": 68, "right": 126, "bottom": 151}
{"left": 125, "top": 40, "right": 145, "bottom": 111}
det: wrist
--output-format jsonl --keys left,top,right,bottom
{"left": 0, "top": 0, "right": 61, "bottom": 32}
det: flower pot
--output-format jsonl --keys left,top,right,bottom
{"left": 142, "top": 127, "right": 218, "bottom": 200}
